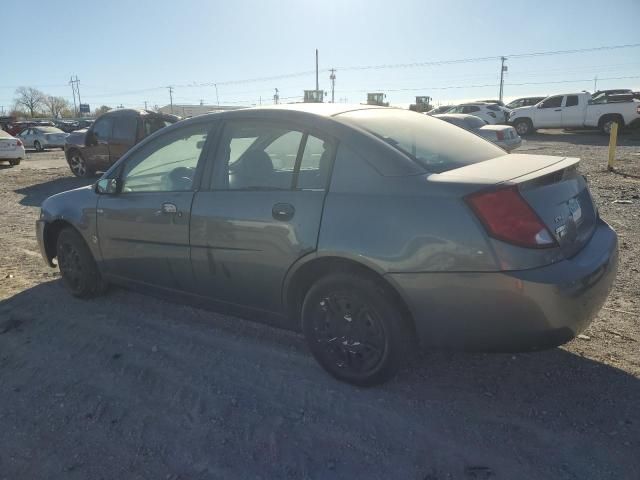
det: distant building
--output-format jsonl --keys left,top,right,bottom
{"left": 157, "top": 104, "right": 245, "bottom": 117}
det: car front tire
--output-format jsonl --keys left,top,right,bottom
{"left": 34, "top": 140, "right": 43, "bottom": 152}
{"left": 56, "top": 228, "right": 106, "bottom": 298}
{"left": 9, "top": 159, "right": 21, "bottom": 166}
{"left": 301, "top": 272, "right": 413, "bottom": 386}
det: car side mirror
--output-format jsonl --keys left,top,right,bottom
{"left": 96, "top": 178, "right": 119, "bottom": 195}
{"left": 587, "top": 99, "right": 594, "bottom": 105}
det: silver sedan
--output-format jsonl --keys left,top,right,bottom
{"left": 434, "top": 113, "right": 522, "bottom": 151}
{"left": 18, "top": 126, "right": 69, "bottom": 151}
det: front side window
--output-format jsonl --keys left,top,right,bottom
{"left": 121, "top": 123, "right": 210, "bottom": 193}
{"left": 338, "top": 109, "right": 504, "bottom": 173}
{"left": 219, "top": 121, "right": 332, "bottom": 191}
{"left": 540, "top": 96, "right": 563, "bottom": 109}
{"left": 462, "top": 106, "right": 480, "bottom": 113}
{"left": 506, "top": 99, "right": 523, "bottom": 109}
{"left": 93, "top": 117, "right": 113, "bottom": 140}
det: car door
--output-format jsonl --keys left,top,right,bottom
{"left": 96, "top": 120, "right": 215, "bottom": 291}
{"left": 534, "top": 95, "right": 564, "bottom": 127}
{"left": 18, "top": 128, "right": 32, "bottom": 148}
{"left": 561, "top": 95, "right": 582, "bottom": 127}
{"left": 190, "top": 119, "right": 334, "bottom": 314}
{"left": 108, "top": 112, "right": 138, "bottom": 166}
{"left": 85, "top": 116, "right": 113, "bottom": 169}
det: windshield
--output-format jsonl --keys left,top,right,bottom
{"left": 337, "top": 108, "right": 504, "bottom": 173}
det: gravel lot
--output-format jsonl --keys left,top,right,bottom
{"left": 1, "top": 132, "right": 639, "bottom": 480}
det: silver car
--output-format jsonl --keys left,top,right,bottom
{"left": 36, "top": 104, "right": 618, "bottom": 386}
{"left": 18, "top": 126, "right": 69, "bottom": 151}
{"left": 435, "top": 113, "right": 522, "bottom": 151}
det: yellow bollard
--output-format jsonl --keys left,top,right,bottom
{"left": 607, "top": 122, "right": 618, "bottom": 171}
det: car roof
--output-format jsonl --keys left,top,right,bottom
{"left": 242, "top": 103, "right": 388, "bottom": 117}
{"left": 434, "top": 113, "right": 478, "bottom": 120}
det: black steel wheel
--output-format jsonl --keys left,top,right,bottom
{"left": 302, "top": 273, "right": 412, "bottom": 386}
{"left": 56, "top": 228, "right": 106, "bottom": 298}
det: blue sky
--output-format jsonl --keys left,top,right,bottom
{"left": 1, "top": 0, "right": 639, "bottom": 112}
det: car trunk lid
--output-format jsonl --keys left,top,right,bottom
{"left": 429, "top": 154, "right": 597, "bottom": 258}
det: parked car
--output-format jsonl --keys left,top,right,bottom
{"left": 427, "top": 105, "right": 453, "bottom": 115}
{"left": 6, "top": 120, "right": 54, "bottom": 137}
{"left": 18, "top": 126, "right": 68, "bottom": 151}
{"left": 37, "top": 105, "right": 618, "bottom": 386}
{"left": 0, "top": 129, "right": 25, "bottom": 166}
{"left": 505, "top": 97, "right": 547, "bottom": 110}
{"left": 64, "top": 109, "right": 179, "bottom": 177}
{"left": 509, "top": 92, "right": 640, "bottom": 135}
{"left": 434, "top": 113, "right": 521, "bottom": 151}
{"left": 474, "top": 99, "right": 506, "bottom": 107}
{"left": 446, "top": 103, "right": 508, "bottom": 124}
{"left": 590, "top": 89, "right": 638, "bottom": 104}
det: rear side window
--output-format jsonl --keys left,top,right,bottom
{"left": 111, "top": 115, "right": 137, "bottom": 142}
{"left": 217, "top": 121, "right": 333, "bottom": 190}
{"left": 486, "top": 104, "right": 501, "bottom": 111}
{"left": 565, "top": 95, "right": 579, "bottom": 107}
{"left": 462, "top": 106, "right": 480, "bottom": 113}
{"left": 338, "top": 109, "right": 504, "bottom": 173}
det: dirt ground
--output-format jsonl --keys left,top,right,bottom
{"left": 0, "top": 132, "right": 639, "bottom": 480}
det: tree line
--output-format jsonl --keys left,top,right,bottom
{"left": 9, "top": 86, "right": 111, "bottom": 119}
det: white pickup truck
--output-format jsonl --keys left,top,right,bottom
{"left": 508, "top": 92, "right": 640, "bottom": 135}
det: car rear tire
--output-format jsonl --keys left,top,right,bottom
{"left": 9, "top": 159, "right": 21, "bottom": 166}
{"left": 56, "top": 228, "right": 107, "bottom": 298}
{"left": 301, "top": 272, "right": 412, "bottom": 386}
{"left": 600, "top": 116, "right": 623, "bottom": 135}
{"left": 513, "top": 119, "right": 533, "bottom": 136}
{"left": 34, "top": 140, "right": 43, "bottom": 152}
{"left": 67, "top": 150, "right": 94, "bottom": 178}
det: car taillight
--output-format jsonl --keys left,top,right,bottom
{"left": 637, "top": 105, "right": 640, "bottom": 114}
{"left": 16, "top": 139, "right": 23, "bottom": 146}
{"left": 466, "top": 186, "right": 556, "bottom": 249}
{"left": 496, "top": 131, "right": 505, "bottom": 141}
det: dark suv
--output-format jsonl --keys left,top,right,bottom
{"left": 64, "top": 109, "right": 179, "bottom": 177}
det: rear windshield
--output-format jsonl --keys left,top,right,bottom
{"left": 34, "top": 127, "right": 64, "bottom": 134}
{"left": 337, "top": 109, "right": 504, "bottom": 173}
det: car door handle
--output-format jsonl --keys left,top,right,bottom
{"left": 554, "top": 109, "right": 562, "bottom": 112}
{"left": 156, "top": 202, "right": 178, "bottom": 215}
{"left": 272, "top": 203, "right": 295, "bottom": 221}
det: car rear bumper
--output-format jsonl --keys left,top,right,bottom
{"left": 386, "top": 219, "right": 618, "bottom": 352}
{"left": 0, "top": 148, "right": 25, "bottom": 159}
{"left": 496, "top": 137, "right": 522, "bottom": 151}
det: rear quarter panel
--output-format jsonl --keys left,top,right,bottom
{"left": 318, "top": 143, "right": 498, "bottom": 273}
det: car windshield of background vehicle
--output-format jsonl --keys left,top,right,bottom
{"left": 338, "top": 109, "right": 504, "bottom": 173}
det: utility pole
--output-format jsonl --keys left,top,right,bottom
{"left": 167, "top": 86, "right": 174, "bottom": 113}
{"left": 144, "top": 101, "right": 148, "bottom": 110}
{"left": 498, "top": 57, "right": 507, "bottom": 102}
{"left": 274, "top": 88, "right": 279, "bottom": 104}
{"left": 259, "top": 96, "right": 262, "bottom": 106}
{"left": 594, "top": 76, "right": 598, "bottom": 92}
{"left": 329, "top": 69, "right": 336, "bottom": 103}
{"left": 214, "top": 84, "right": 219, "bottom": 106}
{"left": 315, "top": 49, "right": 319, "bottom": 91}
{"left": 69, "top": 75, "right": 81, "bottom": 116}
